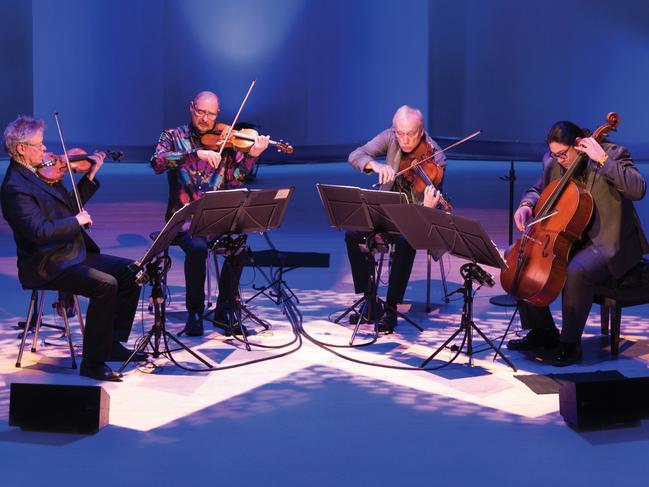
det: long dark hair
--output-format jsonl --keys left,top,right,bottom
{"left": 546, "top": 121, "right": 589, "bottom": 146}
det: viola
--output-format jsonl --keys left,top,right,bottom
{"left": 200, "top": 122, "right": 294, "bottom": 154}
{"left": 398, "top": 138, "right": 452, "bottom": 211}
{"left": 500, "top": 112, "right": 620, "bottom": 306}
{"left": 37, "top": 148, "right": 123, "bottom": 183}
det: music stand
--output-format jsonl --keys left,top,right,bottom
{"left": 317, "top": 184, "right": 423, "bottom": 344}
{"left": 119, "top": 201, "right": 214, "bottom": 372}
{"left": 188, "top": 187, "right": 294, "bottom": 351}
{"left": 382, "top": 204, "right": 517, "bottom": 371}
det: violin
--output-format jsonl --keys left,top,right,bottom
{"left": 398, "top": 138, "right": 452, "bottom": 211}
{"left": 37, "top": 148, "right": 123, "bottom": 183}
{"left": 200, "top": 122, "right": 294, "bottom": 154}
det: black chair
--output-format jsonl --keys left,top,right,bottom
{"left": 594, "top": 257, "right": 649, "bottom": 355}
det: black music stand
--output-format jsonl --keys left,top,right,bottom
{"left": 188, "top": 187, "right": 294, "bottom": 351}
{"left": 119, "top": 201, "right": 213, "bottom": 372}
{"left": 317, "top": 184, "right": 423, "bottom": 344}
{"left": 490, "top": 160, "right": 518, "bottom": 308}
{"left": 382, "top": 204, "right": 517, "bottom": 371}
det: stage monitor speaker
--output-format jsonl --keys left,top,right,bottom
{"left": 559, "top": 377, "right": 649, "bottom": 429}
{"left": 9, "top": 383, "right": 110, "bottom": 434}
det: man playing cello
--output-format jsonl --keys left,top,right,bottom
{"left": 507, "top": 120, "right": 648, "bottom": 365}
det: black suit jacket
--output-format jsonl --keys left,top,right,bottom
{"left": 1, "top": 160, "right": 100, "bottom": 288}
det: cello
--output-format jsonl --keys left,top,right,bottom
{"left": 500, "top": 112, "right": 620, "bottom": 306}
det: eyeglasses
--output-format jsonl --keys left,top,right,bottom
{"left": 550, "top": 147, "right": 571, "bottom": 159}
{"left": 21, "top": 141, "right": 45, "bottom": 150}
{"left": 191, "top": 103, "right": 218, "bottom": 120}
{"left": 395, "top": 129, "right": 421, "bottom": 140}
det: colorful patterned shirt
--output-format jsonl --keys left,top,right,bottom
{"left": 151, "top": 123, "right": 258, "bottom": 220}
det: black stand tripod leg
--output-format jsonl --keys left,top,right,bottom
{"left": 238, "top": 303, "right": 271, "bottom": 330}
{"left": 420, "top": 325, "right": 465, "bottom": 367}
{"left": 229, "top": 305, "right": 252, "bottom": 352}
{"left": 334, "top": 296, "right": 365, "bottom": 324}
{"left": 383, "top": 300, "right": 424, "bottom": 332}
{"left": 349, "top": 299, "right": 366, "bottom": 345}
{"left": 118, "top": 325, "right": 156, "bottom": 373}
{"left": 348, "top": 298, "right": 380, "bottom": 345}
{"left": 162, "top": 330, "right": 213, "bottom": 367}
{"left": 471, "top": 321, "right": 517, "bottom": 371}
{"left": 120, "top": 258, "right": 214, "bottom": 372}
{"left": 349, "top": 249, "right": 381, "bottom": 345}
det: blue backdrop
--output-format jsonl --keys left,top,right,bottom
{"left": 1, "top": 0, "right": 648, "bottom": 160}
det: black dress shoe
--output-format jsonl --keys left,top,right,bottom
{"left": 507, "top": 327, "right": 560, "bottom": 351}
{"left": 209, "top": 307, "right": 249, "bottom": 336}
{"left": 80, "top": 360, "right": 123, "bottom": 382}
{"left": 182, "top": 311, "right": 204, "bottom": 336}
{"left": 551, "top": 342, "right": 582, "bottom": 367}
{"left": 350, "top": 298, "right": 383, "bottom": 324}
{"left": 223, "top": 321, "right": 249, "bottom": 337}
{"left": 108, "top": 341, "right": 148, "bottom": 362}
{"left": 210, "top": 307, "right": 230, "bottom": 326}
{"left": 377, "top": 308, "right": 397, "bottom": 334}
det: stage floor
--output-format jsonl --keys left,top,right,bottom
{"left": 1, "top": 159, "right": 648, "bottom": 486}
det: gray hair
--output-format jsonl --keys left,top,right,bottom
{"left": 3, "top": 115, "right": 46, "bottom": 158}
{"left": 392, "top": 105, "right": 424, "bottom": 129}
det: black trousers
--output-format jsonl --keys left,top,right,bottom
{"left": 43, "top": 253, "right": 140, "bottom": 363}
{"left": 518, "top": 245, "right": 611, "bottom": 343}
{"left": 345, "top": 231, "right": 416, "bottom": 306}
{"left": 177, "top": 234, "right": 243, "bottom": 313}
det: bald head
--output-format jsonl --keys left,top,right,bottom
{"left": 392, "top": 105, "right": 424, "bottom": 129}
{"left": 193, "top": 91, "right": 219, "bottom": 106}
{"left": 190, "top": 91, "right": 220, "bottom": 133}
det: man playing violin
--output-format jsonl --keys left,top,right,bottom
{"left": 346, "top": 105, "right": 446, "bottom": 332}
{"left": 507, "top": 120, "right": 648, "bottom": 365}
{"left": 1, "top": 115, "right": 143, "bottom": 382}
{"left": 151, "top": 91, "right": 270, "bottom": 337}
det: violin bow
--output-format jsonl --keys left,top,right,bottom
{"left": 216, "top": 79, "right": 257, "bottom": 157}
{"left": 372, "top": 129, "right": 482, "bottom": 188}
{"left": 53, "top": 112, "right": 85, "bottom": 218}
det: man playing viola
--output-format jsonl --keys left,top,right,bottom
{"left": 1, "top": 115, "right": 143, "bottom": 382}
{"left": 507, "top": 121, "right": 648, "bottom": 365}
{"left": 346, "top": 105, "right": 446, "bottom": 332}
{"left": 151, "top": 91, "right": 270, "bottom": 337}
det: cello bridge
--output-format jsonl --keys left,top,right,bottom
{"left": 523, "top": 234, "right": 542, "bottom": 245}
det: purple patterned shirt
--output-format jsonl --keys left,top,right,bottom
{"left": 151, "top": 123, "right": 258, "bottom": 220}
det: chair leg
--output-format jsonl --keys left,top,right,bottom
{"left": 610, "top": 303, "right": 621, "bottom": 355}
{"left": 213, "top": 250, "right": 220, "bottom": 284}
{"left": 439, "top": 258, "right": 449, "bottom": 303}
{"left": 600, "top": 301, "right": 610, "bottom": 335}
{"left": 61, "top": 308, "right": 77, "bottom": 369}
{"left": 16, "top": 290, "right": 38, "bottom": 368}
{"left": 426, "top": 251, "right": 432, "bottom": 313}
{"left": 30, "top": 290, "right": 47, "bottom": 352}
{"left": 74, "top": 295, "right": 85, "bottom": 335}
{"left": 206, "top": 250, "right": 213, "bottom": 308}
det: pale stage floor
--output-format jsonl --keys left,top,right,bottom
{"left": 0, "top": 160, "right": 648, "bottom": 487}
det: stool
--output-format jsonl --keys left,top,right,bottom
{"left": 16, "top": 290, "right": 84, "bottom": 369}
{"left": 426, "top": 249, "right": 450, "bottom": 312}
{"left": 594, "top": 258, "right": 649, "bottom": 355}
